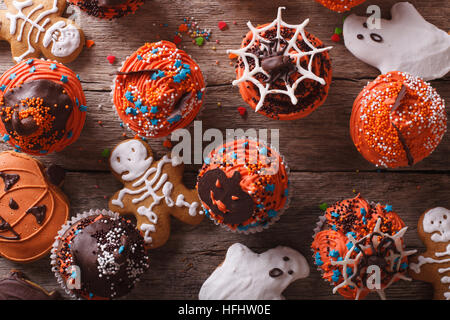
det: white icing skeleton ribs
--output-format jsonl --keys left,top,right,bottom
{"left": 0, "top": 0, "right": 82, "bottom": 62}
{"left": 343, "top": 2, "right": 450, "bottom": 81}
{"left": 410, "top": 207, "right": 450, "bottom": 300}
{"left": 109, "top": 139, "right": 203, "bottom": 245}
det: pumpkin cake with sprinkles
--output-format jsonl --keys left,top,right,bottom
{"left": 113, "top": 41, "right": 206, "bottom": 139}
{"left": 350, "top": 71, "right": 447, "bottom": 168}
{"left": 197, "top": 138, "right": 290, "bottom": 234}
{"left": 68, "top": 0, "right": 145, "bottom": 20}
{"left": 315, "top": 0, "right": 367, "bottom": 12}
{"left": 0, "top": 59, "right": 87, "bottom": 155}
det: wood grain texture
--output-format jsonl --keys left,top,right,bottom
{"left": 0, "top": 0, "right": 449, "bottom": 300}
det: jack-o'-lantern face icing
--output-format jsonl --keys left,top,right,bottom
{"left": 197, "top": 139, "right": 289, "bottom": 232}
{"left": 197, "top": 169, "right": 254, "bottom": 225}
{"left": 0, "top": 151, "right": 69, "bottom": 262}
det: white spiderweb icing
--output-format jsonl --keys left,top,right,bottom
{"left": 227, "top": 7, "right": 332, "bottom": 112}
{"left": 330, "top": 218, "right": 417, "bottom": 300}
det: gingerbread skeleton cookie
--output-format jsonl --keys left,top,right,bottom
{"left": 0, "top": 0, "right": 84, "bottom": 63}
{"left": 199, "top": 243, "right": 310, "bottom": 300}
{"left": 410, "top": 207, "right": 450, "bottom": 300}
{"left": 108, "top": 139, "right": 204, "bottom": 249}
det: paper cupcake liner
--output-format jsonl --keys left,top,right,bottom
{"left": 201, "top": 135, "right": 291, "bottom": 235}
{"left": 110, "top": 53, "right": 207, "bottom": 142}
{"left": 50, "top": 209, "right": 118, "bottom": 300}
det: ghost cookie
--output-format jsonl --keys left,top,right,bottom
{"left": 410, "top": 207, "right": 450, "bottom": 300}
{"left": 108, "top": 139, "right": 204, "bottom": 249}
{"left": 343, "top": 2, "right": 450, "bottom": 80}
{"left": 199, "top": 243, "right": 310, "bottom": 300}
{"left": 0, "top": 0, "right": 85, "bottom": 63}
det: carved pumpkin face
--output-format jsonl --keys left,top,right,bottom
{"left": 197, "top": 168, "right": 254, "bottom": 225}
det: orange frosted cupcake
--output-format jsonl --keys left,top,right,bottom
{"left": 316, "top": 0, "right": 366, "bottom": 12}
{"left": 350, "top": 71, "right": 447, "bottom": 168}
{"left": 312, "top": 194, "right": 416, "bottom": 300}
{"left": 228, "top": 7, "right": 332, "bottom": 121}
{"left": 113, "top": 41, "right": 205, "bottom": 139}
{"left": 197, "top": 138, "right": 289, "bottom": 233}
{"left": 68, "top": 0, "right": 144, "bottom": 19}
{"left": 0, "top": 59, "right": 87, "bottom": 155}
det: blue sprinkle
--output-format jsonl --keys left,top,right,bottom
{"left": 346, "top": 267, "right": 353, "bottom": 276}
{"left": 265, "top": 184, "right": 275, "bottom": 192}
{"left": 150, "top": 106, "right": 158, "bottom": 113}
{"left": 204, "top": 157, "right": 210, "bottom": 165}
{"left": 219, "top": 147, "right": 226, "bottom": 153}
{"left": 137, "top": 55, "right": 143, "bottom": 60}
{"left": 150, "top": 119, "right": 159, "bottom": 125}
{"left": 337, "top": 257, "right": 343, "bottom": 262}
{"left": 118, "top": 246, "right": 125, "bottom": 254}
{"left": 332, "top": 224, "right": 337, "bottom": 231}
{"left": 167, "top": 114, "right": 181, "bottom": 124}
{"left": 346, "top": 232, "right": 356, "bottom": 238}
{"left": 140, "top": 106, "right": 148, "bottom": 114}
{"left": 385, "top": 204, "right": 393, "bottom": 212}
{"left": 256, "top": 203, "right": 264, "bottom": 209}
{"left": 76, "top": 74, "right": 81, "bottom": 81}
{"left": 9, "top": 73, "right": 16, "bottom": 80}
{"left": 0, "top": 85, "right": 6, "bottom": 91}
{"left": 79, "top": 105, "right": 88, "bottom": 112}
{"left": 67, "top": 131, "right": 73, "bottom": 139}
{"left": 259, "top": 147, "right": 268, "bottom": 155}
{"left": 2, "top": 134, "right": 10, "bottom": 142}
{"left": 331, "top": 211, "right": 340, "bottom": 218}
{"left": 231, "top": 152, "right": 237, "bottom": 159}
{"left": 29, "top": 66, "right": 36, "bottom": 73}
{"left": 75, "top": 230, "right": 80, "bottom": 235}
{"left": 89, "top": 293, "right": 94, "bottom": 299}
{"left": 284, "top": 189, "right": 289, "bottom": 197}
{"left": 151, "top": 70, "right": 165, "bottom": 80}
{"left": 360, "top": 207, "right": 366, "bottom": 216}
{"left": 71, "top": 271, "right": 77, "bottom": 279}
{"left": 197, "top": 91, "right": 203, "bottom": 100}
{"left": 329, "top": 250, "right": 339, "bottom": 258}
{"left": 362, "top": 217, "right": 367, "bottom": 225}
{"left": 174, "top": 60, "right": 182, "bottom": 68}
{"left": 75, "top": 98, "right": 79, "bottom": 106}
{"left": 60, "top": 75, "right": 68, "bottom": 83}
{"left": 346, "top": 242, "right": 353, "bottom": 250}
{"left": 267, "top": 209, "right": 277, "bottom": 217}
{"left": 134, "top": 99, "right": 142, "bottom": 109}
{"left": 315, "top": 258, "right": 324, "bottom": 267}
{"left": 242, "top": 141, "right": 249, "bottom": 148}
{"left": 125, "top": 91, "right": 134, "bottom": 102}
{"left": 39, "top": 150, "right": 47, "bottom": 154}
{"left": 125, "top": 107, "right": 137, "bottom": 115}
{"left": 400, "top": 262, "right": 408, "bottom": 270}
{"left": 26, "top": 59, "right": 34, "bottom": 65}
{"left": 151, "top": 48, "right": 159, "bottom": 54}
{"left": 49, "top": 63, "right": 57, "bottom": 70}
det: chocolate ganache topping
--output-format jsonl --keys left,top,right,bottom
{"left": 0, "top": 270, "right": 61, "bottom": 300}
{"left": 0, "top": 79, "right": 73, "bottom": 150}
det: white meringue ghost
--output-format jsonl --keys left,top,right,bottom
{"left": 343, "top": 2, "right": 450, "bottom": 80}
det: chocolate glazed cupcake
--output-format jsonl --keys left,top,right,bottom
{"left": 228, "top": 7, "right": 332, "bottom": 120}
{"left": 51, "top": 210, "right": 149, "bottom": 300}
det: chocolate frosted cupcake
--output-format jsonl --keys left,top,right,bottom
{"left": 68, "top": 0, "right": 145, "bottom": 20}
{"left": 197, "top": 138, "right": 289, "bottom": 233}
{"left": 228, "top": 7, "right": 332, "bottom": 120}
{"left": 0, "top": 270, "right": 62, "bottom": 300}
{"left": 113, "top": 41, "right": 205, "bottom": 139}
{"left": 0, "top": 59, "right": 87, "bottom": 155}
{"left": 51, "top": 210, "right": 149, "bottom": 300}
{"left": 311, "top": 194, "right": 417, "bottom": 300}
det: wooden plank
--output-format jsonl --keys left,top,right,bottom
{"left": 1, "top": 171, "right": 447, "bottom": 299}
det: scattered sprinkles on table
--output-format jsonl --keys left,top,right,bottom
{"left": 197, "top": 138, "right": 289, "bottom": 233}
{"left": 350, "top": 71, "right": 447, "bottom": 168}
{"left": 113, "top": 41, "right": 206, "bottom": 138}
{"left": 176, "top": 17, "right": 212, "bottom": 46}
{"left": 0, "top": 59, "right": 86, "bottom": 155}
{"left": 312, "top": 194, "right": 417, "bottom": 300}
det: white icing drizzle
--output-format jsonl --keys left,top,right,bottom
{"left": 330, "top": 218, "right": 417, "bottom": 300}
{"left": 5, "top": 0, "right": 80, "bottom": 61}
{"left": 110, "top": 140, "right": 202, "bottom": 244}
{"left": 410, "top": 208, "right": 450, "bottom": 300}
{"left": 227, "top": 7, "right": 332, "bottom": 112}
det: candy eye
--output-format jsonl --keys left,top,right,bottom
{"left": 363, "top": 22, "right": 368, "bottom": 28}
{"left": 357, "top": 34, "right": 364, "bottom": 40}
{"left": 283, "top": 256, "right": 290, "bottom": 261}
{"left": 288, "top": 270, "right": 294, "bottom": 275}
{"left": 116, "top": 157, "right": 121, "bottom": 163}
{"left": 370, "top": 33, "right": 383, "bottom": 43}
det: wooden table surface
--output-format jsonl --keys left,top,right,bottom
{"left": 0, "top": 0, "right": 448, "bottom": 300}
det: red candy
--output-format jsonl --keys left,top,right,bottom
{"left": 218, "top": 21, "right": 228, "bottom": 31}
{"left": 107, "top": 55, "right": 116, "bottom": 64}
{"left": 237, "top": 107, "right": 247, "bottom": 116}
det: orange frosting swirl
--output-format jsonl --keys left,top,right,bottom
{"left": 236, "top": 25, "right": 332, "bottom": 120}
{"left": 315, "top": 0, "right": 367, "bottom": 12}
{"left": 0, "top": 59, "right": 86, "bottom": 155}
{"left": 197, "top": 139, "right": 289, "bottom": 232}
{"left": 312, "top": 194, "right": 411, "bottom": 299}
{"left": 113, "top": 41, "right": 205, "bottom": 139}
{"left": 350, "top": 71, "right": 447, "bottom": 168}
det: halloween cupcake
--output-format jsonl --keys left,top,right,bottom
{"left": 311, "top": 194, "right": 417, "bottom": 300}
{"left": 228, "top": 7, "right": 332, "bottom": 120}
{"left": 350, "top": 71, "right": 447, "bottom": 168}
{"left": 0, "top": 270, "right": 62, "bottom": 300}
{"left": 315, "top": 0, "right": 366, "bottom": 13}
{"left": 197, "top": 138, "right": 289, "bottom": 233}
{"left": 68, "top": 0, "right": 144, "bottom": 20}
{"left": 113, "top": 41, "right": 205, "bottom": 139}
{"left": 0, "top": 59, "right": 87, "bottom": 155}
{"left": 51, "top": 209, "right": 149, "bottom": 300}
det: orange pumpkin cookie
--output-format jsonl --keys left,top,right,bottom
{"left": 68, "top": 0, "right": 144, "bottom": 20}
{"left": 0, "top": 151, "right": 69, "bottom": 263}
{"left": 350, "top": 71, "right": 447, "bottom": 168}
{"left": 228, "top": 7, "right": 332, "bottom": 120}
{"left": 312, "top": 194, "right": 416, "bottom": 300}
{"left": 315, "top": 0, "right": 366, "bottom": 13}
{"left": 113, "top": 41, "right": 205, "bottom": 138}
{"left": 0, "top": 59, "right": 87, "bottom": 155}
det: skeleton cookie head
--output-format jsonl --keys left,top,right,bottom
{"left": 0, "top": 0, "right": 84, "bottom": 63}
{"left": 109, "top": 139, "right": 204, "bottom": 249}
{"left": 343, "top": 2, "right": 450, "bottom": 80}
{"left": 422, "top": 208, "right": 450, "bottom": 243}
{"left": 199, "top": 243, "right": 310, "bottom": 300}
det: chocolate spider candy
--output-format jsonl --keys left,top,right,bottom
{"left": 311, "top": 194, "right": 417, "bottom": 300}
{"left": 350, "top": 71, "right": 447, "bottom": 168}
{"left": 112, "top": 41, "right": 205, "bottom": 139}
{"left": 0, "top": 270, "right": 62, "bottom": 300}
{"left": 67, "top": 0, "right": 145, "bottom": 20}
{"left": 0, "top": 59, "right": 87, "bottom": 155}
{"left": 228, "top": 7, "right": 332, "bottom": 120}
{"left": 197, "top": 138, "right": 289, "bottom": 233}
